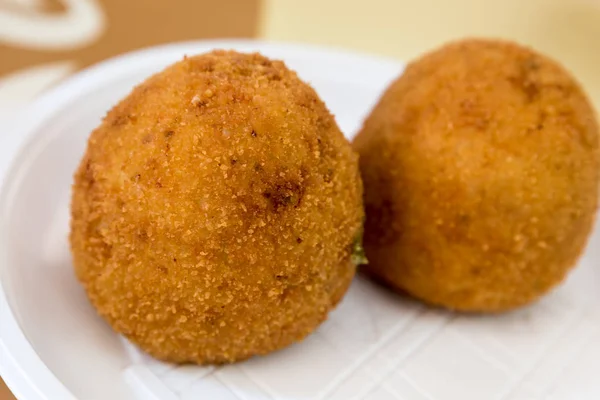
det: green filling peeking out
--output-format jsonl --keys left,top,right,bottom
{"left": 351, "top": 230, "right": 368, "bottom": 266}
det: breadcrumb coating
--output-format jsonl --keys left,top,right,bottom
{"left": 354, "top": 39, "right": 599, "bottom": 312}
{"left": 70, "top": 51, "right": 363, "bottom": 363}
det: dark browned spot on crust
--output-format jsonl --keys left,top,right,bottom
{"left": 157, "top": 265, "right": 168, "bottom": 274}
{"left": 316, "top": 114, "right": 333, "bottom": 131}
{"left": 137, "top": 229, "right": 148, "bottom": 241}
{"left": 459, "top": 99, "right": 490, "bottom": 130}
{"left": 189, "top": 58, "right": 216, "bottom": 73}
{"left": 84, "top": 159, "right": 95, "bottom": 186}
{"left": 316, "top": 137, "right": 327, "bottom": 160}
{"left": 508, "top": 58, "right": 542, "bottom": 102}
{"left": 110, "top": 113, "right": 137, "bottom": 127}
{"left": 298, "top": 96, "right": 317, "bottom": 110}
{"left": 146, "top": 158, "right": 159, "bottom": 171}
{"left": 323, "top": 168, "right": 334, "bottom": 183}
{"left": 203, "top": 308, "right": 222, "bottom": 325}
{"left": 262, "top": 180, "right": 305, "bottom": 211}
{"left": 142, "top": 134, "right": 154, "bottom": 144}
{"left": 537, "top": 111, "right": 548, "bottom": 130}
{"left": 99, "top": 242, "right": 112, "bottom": 260}
{"left": 399, "top": 107, "right": 423, "bottom": 135}
{"left": 456, "top": 213, "right": 471, "bottom": 225}
{"left": 278, "top": 287, "right": 292, "bottom": 304}
{"left": 267, "top": 71, "right": 282, "bottom": 81}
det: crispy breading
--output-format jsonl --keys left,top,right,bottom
{"left": 354, "top": 39, "right": 599, "bottom": 312}
{"left": 70, "top": 51, "right": 363, "bottom": 363}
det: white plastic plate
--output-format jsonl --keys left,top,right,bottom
{"left": 0, "top": 40, "right": 599, "bottom": 400}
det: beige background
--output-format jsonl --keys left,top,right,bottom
{"left": 263, "top": 0, "right": 600, "bottom": 104}
{"left": 2, "top": 0, "right": 600, "bottom": 398}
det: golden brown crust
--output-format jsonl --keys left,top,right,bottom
{"left": 70, "top": 50, "right": 363, "bottom": 363}
{"left": 354, "top": 39, "right": 600, "bottom": 312}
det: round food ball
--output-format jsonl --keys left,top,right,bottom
{"left": 70, "top": 51, "right": 364, "bottom": 363}
{"left": 354, "top": 39, "right": 599, "bottom": 312}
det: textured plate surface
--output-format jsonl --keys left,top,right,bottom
{"left": 0, "top": 40, "right": 599, "bottom": 400}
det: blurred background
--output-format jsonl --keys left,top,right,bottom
{"left": 1, "top": 0, "right": 599, "bottom": 398}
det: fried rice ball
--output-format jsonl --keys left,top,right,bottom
{"left": 354, "top": 39, "right": 600, "bottom": 312}
{"left": 70, "top": 51, "right": 364, "bottom": 363}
